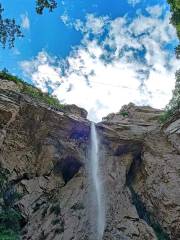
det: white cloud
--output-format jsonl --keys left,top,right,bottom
{"left": 146, "top": 5, "right": 164, "bottom": 17}
{"left": 21, "top": 51, "right": 62, "bottom": 91}
{"left": 60, "top": 13, "right": 109, "bottom": 35}
{"left": 127, "top": 0, "right": 141, "bottom": 7}
{"left": 82, "top": 14, "right": 109, "bottom": 35}
{"left": 60, "top": 13, "right": 70, "bottom": 25}
{"left": 21, "top": 6, "right": 179, "bottom": 122}
{"left": 21, "top": 13, "right": 30, "bottom": 30}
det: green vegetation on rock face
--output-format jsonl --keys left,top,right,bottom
{"left": 0, "top": 168, "right": 22, "bottom": 240}
{"left": 168, "top": 69, "right": 180, "bottom": 110}
{"left": 168, "top": 0, "right": 180, "bottom": 60}
{"left": 160, "top": 0, "right": 180, "bottom": 123}
{"left": 168, "top": 0, "right": 180, "bottom": 41}
{"left": 22, "top": 84, "right": 64, "bottom": 110}
{"left": 0, "top": 70, "right": 64, "bottom": 110}
{"left": 0, "top": 70, "right": 24, "bottom": 86}
{"left": 160, "top": 69, "right": 180, "bottom": 122}
{"left": 120, "top": 111, "right": 129, "bottom": 117}
{"left": 159, "top": 111, "right": 172, "bottom": 123}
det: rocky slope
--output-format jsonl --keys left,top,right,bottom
{"left": 0, "top": 79, "right": 179, "bottom": 240}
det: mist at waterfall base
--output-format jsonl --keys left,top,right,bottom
{"left": 89, "top": 122, "right": 105, "bottom": 240}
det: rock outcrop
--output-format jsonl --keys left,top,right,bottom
{"left": 0, "top": 79, "right": 179, "bottom": 240}
{"left": 98, "top": 104, "right": 180, "bottom": 240}
{"left": 0, "top": 79, "right": 90, "bottom": 240}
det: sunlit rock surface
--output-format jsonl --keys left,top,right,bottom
{"left": 0, "top": 79, "right": 179, "bottom": 240}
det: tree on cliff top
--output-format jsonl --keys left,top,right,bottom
{"left": 0, "top": 0, "right": 58, "bottom": 48}
{"left": 166, "top": 70, "right": 180, "bottom": 113}
{"left": 36, "top": 0, "right": 57, "bottom": 14}
{"left": 165, "top": 0, "right": 180, "bottom": 118}
{"left": 167, "top": 0, "right": 180, "bottom": 58}
{"left": 0, "top": 4, "right": 23, "bottom": 48}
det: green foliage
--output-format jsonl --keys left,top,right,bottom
{"left": 168, "top": 0, "right": 180, "bottom": 40}
{"left": 0, "top": 168, "right": 22, "bottom": 240}
{"left": 120, "top": 111, "right": 129, "bottom": 117}
{"left": 0, "top": 69, "right": 24, "bottom": 86}
{"left": 0, "top": 227, "right": 20, "bottom": 240}
{"left": 162, "top": 1, "right": 180, "bottom": 121}
{"left": 160, "top": 69, "right": 180, "bottom": 123}
{"left": 0, "top": 208, "right": 22, "bottom": 232}
{"left": 159, "top": 111, "right": 172, "bottom": 123}
{"left": 36, "top": 0, "right": 57, "bottom": 14}
{"left": 0, "top": 0, "right": 57, "bottom": 48}
{"left": 22, "top": 84, "right": 64, "bottom": 110}
{"left": 175, "top": 44, "right": 180, "bottom": 58}
{"left": 167, "top": 70, "right": 180, "bottom": 110}
{"left": 0, "top": 4, "right": 23, "bottom": 48}
{"left": 167, "top": 0, "right": 180, "bottom": 57}
{"left": 0, "top": 70, "right": 64, "bottom": 110}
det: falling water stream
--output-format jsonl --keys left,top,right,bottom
{"left": 90, "top": 122, "right": 105, "bottom": 240}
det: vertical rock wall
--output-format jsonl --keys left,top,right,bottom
{"left": 0, "top": 81, "right": 179, "bottom": 239}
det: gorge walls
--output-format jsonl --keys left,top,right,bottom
{"left": 0, "top": 79, "right": 179, "bottom": 239}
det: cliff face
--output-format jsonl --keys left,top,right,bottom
{"left": 0, "top": 79, "right": 179, "bottom": 240}
{"left": 98, "top": 104, "right": 180, "bottom": 240}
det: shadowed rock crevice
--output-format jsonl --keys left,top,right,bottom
{"left": 9, "top": 173, "right": 33, "bottom": 185}
{"left": 129, "top": 187, "right": 170, "bottom": 240}
{"left": 0, "top": 109, "right": 12, "bottom": 127}
{"left": 125, "top": 143, "right": 143, "bottom": 186}
{"left": 70, "top": 126, "right": 90, "bottom": 141}
{"left": 114, "top": 142, "right": 142, "bottom": 157}
{"left": 126, "top": 149, "right": 170, "bottom": 240}
{"left": 54, "top": 157, "right": 83, "bottom": 183}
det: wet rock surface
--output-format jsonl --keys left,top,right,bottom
{"left": 0, "top": 80, "right": 179, "bottom": 239}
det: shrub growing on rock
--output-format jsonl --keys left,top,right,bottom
{"left": 0, "top": 168, "right": 22, "bottom": 240}
{"left": 0, "top": 70, "right": 64, "bottom": 110}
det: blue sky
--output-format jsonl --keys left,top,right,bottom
{"left": 0, "top": 0, "right": 179, "bottom": 121}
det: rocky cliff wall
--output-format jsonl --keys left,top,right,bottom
{"left": 0, "top": 79, "right": 179, "bottom": 240}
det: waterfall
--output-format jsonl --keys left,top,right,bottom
{"left": 90, "top": 122, "right": 105, "bottom": 240}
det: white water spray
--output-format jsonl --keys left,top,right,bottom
{"left": 90, "top": 122, "right": 105, "bottom": 240}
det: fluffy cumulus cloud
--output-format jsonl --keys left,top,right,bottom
{"left": 21, "top": 13, "right": 30, "bottom": 30}
{"left": 61, "top": 13, "right": 109, "bottom": 35}
{"left": 21, "top": 51, "right": 62, "bottom": 90}
{"left": 146, "top": 5, "right": 164, "bottom": 17}
{"left": 21, "top": 5, "right": 179, "bottom": 122}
